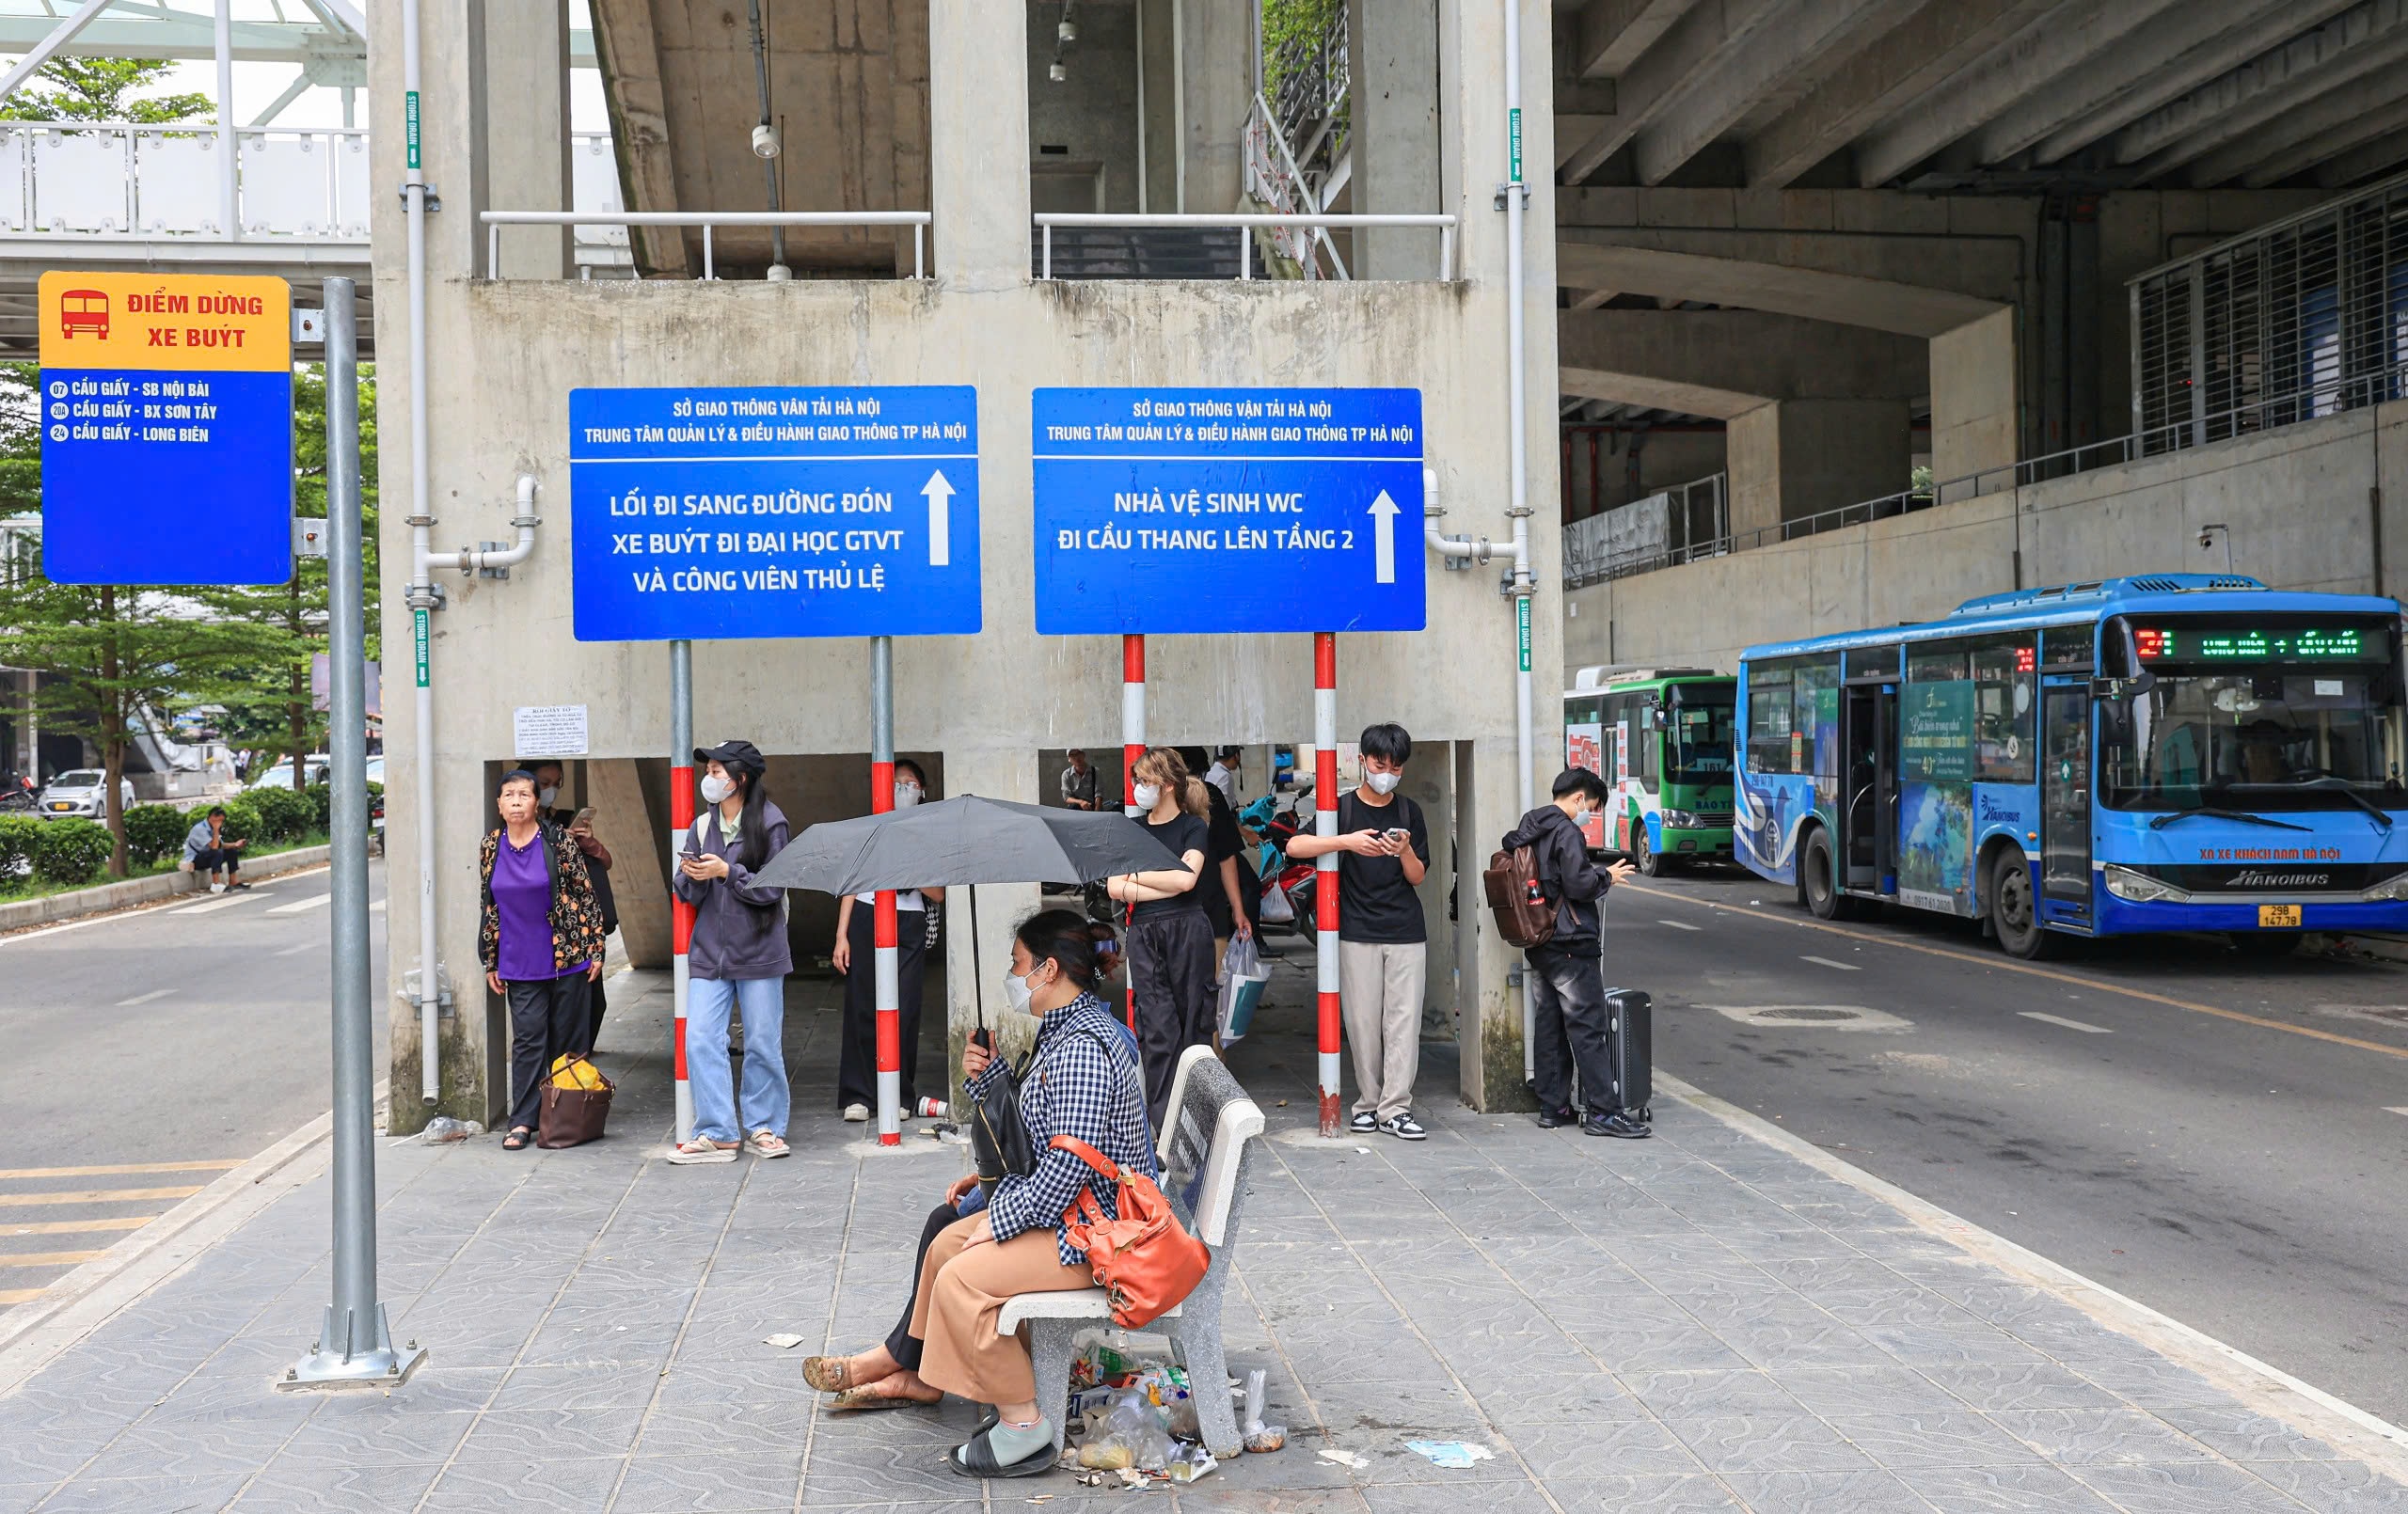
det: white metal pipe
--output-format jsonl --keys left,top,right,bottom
{"left": 1031, "top": 212, "right": 1458, "bottom": 227}
{"left": 479, "top": 210, "right": 934, "bottom": 227}
{"left": 215, "top": 0, "right": 238, "bottom": 240}
{"left": 1420, "top": 466, "right": 1488, "bottom": 561}
{"left": 402, "top": 0, "right": 437, "bottom": 1107}
{"left": 1503, "top": 0, "right": 1538, "bottom": 1087}
{"left": 421, "top": 474, "right": 542, "bottom": 574}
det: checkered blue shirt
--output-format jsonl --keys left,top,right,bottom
{"left": 972, "top": 992, "right": 1158, "bottom": 1267}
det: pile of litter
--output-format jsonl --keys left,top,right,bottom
{"left": 1055, "top": 1349, "right": 1287, "bottom": 1490}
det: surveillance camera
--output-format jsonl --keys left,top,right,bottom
{"left": 751, "top": 122, "right": 780, "bottom": 159}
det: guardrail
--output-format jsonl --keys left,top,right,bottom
{"left": 480, "top": 211, "right": 933, "bottom": 280}
{"left": 0, "top": 121, "right": 369, "bottom": 240}
{"left": 1243, "top": 93, "right": 1346, "bottom": 279}
{"left": 1032, "top": 213, "right": 1456, "bottom": 282}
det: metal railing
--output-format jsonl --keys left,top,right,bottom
{"left": 1242, "top": 92, "right": 1347, "bottom": 278}
{"left": 0, "top": 120, "right": 369, "bottom": 240}
{"left": 1590, "top": 365, "right": 2408, "bottom": 584}
{"left": 481, "top": 211, "right": 932, "bottom": 280}
{"left": 1034, "top": 213, "right": 1453, "bottom": 282}
{"left": 1563, "top": 473, "right": 1727, "bottom": 589}
{"left": 1264, "top": 0, "right": 1350, "bottom": 173}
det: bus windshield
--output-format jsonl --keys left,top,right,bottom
{"left": 1666, "top": 685, "right": 1735, "bottom": 783}
{"left": 2100, "top": 669, "right": 2407, "bottom": 812}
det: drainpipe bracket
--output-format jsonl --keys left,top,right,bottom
{"left": 1492, "top": 181, "right": 1529, "bottom": 212}
{"left": 406, "top": 580, "right": 448, "bottom": 611}
{"left": 475, "top": 543, "right": 511, "bottom": 580}
{"left": 400, "top": 182, "right": 442, "bottom": 213}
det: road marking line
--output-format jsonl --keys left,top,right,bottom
{"left": 1658, "top": 919, "right": 1702, "bottom": 931}
{"left": 1801, "top": 954, "right": 1861, "bottom": 971}
{"left": 2385, "top": 1107, "right": 2408, "bottom": 1117}
{"left": 2020, "top": 1011, "right": 2112, "bottom": 1034}
{"left": 0, "top": 1189, "right": 204, "bottom": 1208}
{"left": 1, "top": 1219, "right": 153, "bottom": 1238}
{"left": 1622, "top": 882, "right": 2408, "bottom": 1064}
{"left": 113, "top": 988, "right": 172, "bottom": 1007}
{"left": 274, "top": 942, "right": 313, "bottom": 956}
{"left": 0, "top": 1289, "right": 41, "bottom": 1305}
{"left": 266, "top": 894, "right": 331, "bottom": 915}
{"left": 172, "top": 896, "right": 250, "bottom": 915}
{"left": 0, "top": 1252, "right": 104, "bottom": 1269}
{"left": 0, "top": 1161, "right": 242, "bottom": 1181}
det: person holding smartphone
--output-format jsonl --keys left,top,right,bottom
{"left": 530, "top": 760, "right": 616, "bottom": 1048}
{"left": 1282, "top": 723, "right": 1433, "bottom": 1141}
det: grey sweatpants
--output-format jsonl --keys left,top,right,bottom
{"left": 1340, "top": 939, "right": 1426, "bottom": 1122}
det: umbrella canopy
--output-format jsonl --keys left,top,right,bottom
{"left": 752, "top": 793, "right": 1179, "bottom": 896}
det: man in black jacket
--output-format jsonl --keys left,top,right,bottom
{"left": 1503, "top": 767, "right": 1642, "bottom": 1137}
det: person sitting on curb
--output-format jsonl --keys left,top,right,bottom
{"left": 181, "top": 806, "right": 249, "bottom": 893}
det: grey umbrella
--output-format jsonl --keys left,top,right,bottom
{"left": 752, "top": 793, "right": 1178, "bottom": 895}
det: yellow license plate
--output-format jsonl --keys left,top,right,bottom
{"left": 2258, "top": 904, "right": 2302, "bottom": 928}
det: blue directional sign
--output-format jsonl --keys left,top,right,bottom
{"left": 1031, "top": 387, "right": 1423, "bottom": 635}
{"left": 568, "top": 386, "right": 980, "bottom": 641}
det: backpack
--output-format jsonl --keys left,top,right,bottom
{"left": 1482, "top": 842, "right": 1555, "bottom": 949}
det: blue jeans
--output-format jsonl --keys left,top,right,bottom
{"left": 688, "top": 975, "right": 788, "bottom": 1142}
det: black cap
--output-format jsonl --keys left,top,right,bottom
{"left": 693, "top": 738, "right": 766, "bottom": 777}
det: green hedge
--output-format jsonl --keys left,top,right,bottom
{"left": 0, "top": 815, "right": 40, "bottom": 891}
{"left": 246, "top": 785, "right": 316, "bottom": 844}
{"left": 31, "top": 818, "right": 111, "bottom": 885}
{"left": 122, "top": 804, "right": 190, "bottom": 868}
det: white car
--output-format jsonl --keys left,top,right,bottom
{"left": 37, "top": 769, "right": 135, "bottom": 820}
{"left": 249, "top": 755, "right": 330, "bottom": 791}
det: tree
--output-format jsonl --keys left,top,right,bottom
{"left": 0, "top": 58, "right": 213, "bottom": 124}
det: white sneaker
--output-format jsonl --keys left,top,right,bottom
{"left": 209, "top": 881, "right": 226, "bottom": 894}
{"left": 842, "top": 1103, "right": 869, "bottom": 1123}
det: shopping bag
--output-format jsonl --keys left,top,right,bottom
{"left": 1217, "top": 934, "right": 1272, "bottom": 1045}
{"left": 1258, "top": 882, "right": 1295, "bottom": 925}
{"left": 537, "top": 1056, "right": 614, "bottom": 1148}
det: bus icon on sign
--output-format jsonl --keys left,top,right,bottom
{"left": 57, "top": 290, "right": 108, "bottom": 339}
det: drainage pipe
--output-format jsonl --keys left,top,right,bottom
{"left": 1502, "top": 2, "right": 1539, "bottom": 1090}
{"left": 421, "top": 475, "right": 542, "bottom": 575}
{"left": 400, "top": 0, "right": 438, "bottom": 1105}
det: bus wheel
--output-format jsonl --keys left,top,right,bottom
{"left": 1990, "top": 850, "right": 2052, "bottom": 959}
{"left": 2227, "top": 932, "right": 2302, "bottom": 959}
{"left": 1802, "top": 829, "right": 1849, "bottom": 920}
{"left": 1634, "top": 828, "right": 1663, "bottom": 877}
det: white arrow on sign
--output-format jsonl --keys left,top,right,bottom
{"left": 922, "top": 469, "right": 956, "bottom": 566}
{"left": 1369, "top": 488, "right": 1400, "bottom": 584}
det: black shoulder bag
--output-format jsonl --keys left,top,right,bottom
{"left": 970, "top": 1027, "right": 1110, "bottom": 1184}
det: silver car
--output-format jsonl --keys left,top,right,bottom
{"left": 37, "top": 769, "right": 135, "bottom": 820}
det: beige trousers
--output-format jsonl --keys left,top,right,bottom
{"left": 1339, "top": 939, "right": 1426, "bottom": 1122}
{"left": 909, "top": 1215, "right": 1093, "bottom": 1407}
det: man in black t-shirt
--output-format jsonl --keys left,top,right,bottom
{"left": 1284, "top": 723, "right": 1431, "bottom": 1140}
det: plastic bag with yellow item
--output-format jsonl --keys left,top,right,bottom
{"left": 538, "top": 1054, "right": 614, "bottom": 1148}
{"left": 548, "top": 1052, "right": 608, "bottom": 1091}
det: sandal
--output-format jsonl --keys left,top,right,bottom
{"left": 665, "top": 1136, "right": 737, "bottom": 1165}
{"left": 832, "top": 1381, "right": 940, "bottom": 1411}
{"left": 947, "top": 1422, "right": 1056, "bottom": 1479}
{"left": 501, "top": 1128, "right": 532, "bottom": 1151}
{"left": 801, "top": 1355, "right": 853, "bottom": 1393}
{"left": 747, "top": 1130, "right": 789, "bottom": 1159}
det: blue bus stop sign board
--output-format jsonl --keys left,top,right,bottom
{"left": 568, "top": 385, "right": 980, "bottom": 641}
{"left": 38, "top": 271, "right": 293, "bottom": 585}
{"left": 1031, "top": 387, "right": 1425, "bottom": 635}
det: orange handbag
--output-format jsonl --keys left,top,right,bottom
{"left": 1050, "top": 1135, "right": 1212, "bottom": 1328}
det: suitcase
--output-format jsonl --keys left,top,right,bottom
{"left": 1604, "top": 987, "right": 1652, "bottom": 1123}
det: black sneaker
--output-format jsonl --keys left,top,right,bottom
{"left": 1349, "top": 1112, "right": 1378, "bottom": 1133}
{"left": 1381, "top": 1112, "right": 1427, "bottom": 1142}
{"left": 1533, "top": 1105, "right": 1577, "bottom": 1129}
{"left": 1583, "top": 1111, "right": 1652, "bottom": 1140}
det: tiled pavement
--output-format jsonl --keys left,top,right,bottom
{"left": 0, "top": 965, "right": 2403, "bottom": 1513}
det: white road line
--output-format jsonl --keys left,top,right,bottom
{"left": 2384, "top": 1107, "right": 2408, "bottom": 1118}
{"left": 265, "top": 894, "right": 331, "bottom": 916}
{"left": 273, "top": 943, "right": 313, "bottom": 957}
{"left": 113, "top": 989, "right": 171, "bottom": 1007}
{"left": 2021, "top": 1011, "right": 2112, "bottom": 1034}
{"left": 1801, "top": 954, "right": 1861, "bottom": 971}
{"left": 172, "top": 896, "right": 250, "bottom": 915}
{"left": 1658, "top": 919, "right": 1702, "bottom": 932}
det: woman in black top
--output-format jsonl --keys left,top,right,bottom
{"left": 1105, "top": 747, "right": 1214, "bottom": 1124}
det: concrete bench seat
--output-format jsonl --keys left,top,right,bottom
{"left": 994, "top": 1045, "right": 1265, "bottom": 1458}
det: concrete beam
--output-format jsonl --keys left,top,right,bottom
{"left": 1558, "top": 308, "right": 1927, "bottom": 414}
{"left": 2115, "top": 0, "right": 2408, "bottom": 168}
{"left": 1556, "top": 115, "right": 1614, "bottom": 169}
{"left": 1561, "top": 0, "right": 1784, "bottom": 183}
{"left": 1727, "top": 398, "right": 1912, "bottom": 532}
{"left": 1634, "top": 0, "right": 1922, "bottom": 186}
{"left": 1572, "top": 0, "right": 1698, "bottom": 79}
{"left": 2022, "top": 0, "right": 2359, "bottom": 165}
{"left": 587, "top": 0, "right": 686, "bottom": 276}
{"left": 2232, "top": 87, "right": 2408, "bottom": 188}
{"left": 1560, "top": 363, "right": 1766, "bottom": 420}
{"left": 1558, "top": 229, "right": 2017, "bottom": 334}
{"left": 2316, "top": 122, "right": 2408, "bottom": 187}
{"left": 1743, "top": 0, "right": 2053, "bottom": 188}
{"left": 1852, "top": 0, "right": 2188, "bottom": 187}
{"left": 1569, "top": 287, "right": 1618, "bottom": 309}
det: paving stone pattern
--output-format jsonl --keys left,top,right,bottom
{"left": 0, "top": 969, "right": 2402, "bottom": 1513}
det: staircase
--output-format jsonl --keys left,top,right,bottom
{"left": 1033, "top": 225, "right": 1269, "bottom": 281}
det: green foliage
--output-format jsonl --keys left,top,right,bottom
{"left": 246, "top": 785, "right": 317, "bottom": 844}
{"left": 1260, "top": 0, "right": 1342, "bottom": 106}
{"left": 122, "top": 804, "right": 190, "bottom": 868}
{"left": 0, "top": 58, "right": 212, "bottom": 125}
{"left": 215, "top": 797, "right": 261, "bottom": 847}
{"left": 0, "top": 815, "right": 40, "bottom": 891}
{"left": 305, "top": 781, "right": 334, "bottom": 830}
{"left": 32, "top": 819, "right": 112, "bottom": 885}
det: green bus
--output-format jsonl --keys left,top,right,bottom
{"left": 1562, "top": 665, "right": 1738, "bottom": 874}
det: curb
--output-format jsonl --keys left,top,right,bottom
{"left": 0, "top": 844, "right": 332, "bottom": 936}
{"left": 1657, "top": 1069, "right": 2408, "bottom": 1486}
{"left": 0, "top": 1082, "right": 386, "bottom": 1397}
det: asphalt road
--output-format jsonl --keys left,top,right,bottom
{"left": 1608, "top": 862, "right": 2408, "bottom": 1427}
{"left": 0, "top": 863, "right": 386, "bottom": 1315}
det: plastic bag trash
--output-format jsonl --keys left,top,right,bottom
{"left": 1239, "top": 1368, "right": 1287, "bottom": 1452}
{"left": 1164, "top": 1444, "right": 1218, "bottom": 1484}
{"left": 414, "top": 1116, "right": 483, "bottom": 1144}
{"left": 1318, "top": 1448, "right": 1368, "bottom": 1469}
{"left": 1405, "top": 1441, "right": 1495, "bottom": 1469}
{"left": 1077, "top": 1390, "right": 1176, "bottom": 1472}
{"left": 762, "top": 1333, "right": 806, "bottom": 1349}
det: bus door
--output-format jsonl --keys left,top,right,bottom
{"left": 2039, "top": 683, "right": 2092, "bottom": 918}
{"left": 1843, "top": 644, "right": 1901, "bottom": 895}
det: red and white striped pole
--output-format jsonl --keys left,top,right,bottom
{"left": 1314, "top": 632, "right": 1341, "bottom": 1137}
{"left": 872, "top": 636, "right": 901, "bottom": 1146}
{"left": 669, "top": 639, "right": 694, "bottom": 1144}
{"left": 1122, "top": 633, "right": 1144, "bottom": 1033}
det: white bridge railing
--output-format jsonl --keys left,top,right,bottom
{"left": 1034, "top": 212, "right": 1456, "bottom": 282}
{"left": 482, "top": 210, "right": 933, "bottom": 280}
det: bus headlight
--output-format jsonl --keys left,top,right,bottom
{"left": 1660, "top": 809, "right": 1700, "bottom": 828}
{"left": 2362, "top": 871, "right": 2408, "bottom": 902}
{"left": 2103, "top": 865, "right": 2179, "bottom": 903}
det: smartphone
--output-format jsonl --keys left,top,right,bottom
{"left": 1385, "top": 828, "right": 1412, "bottom": 841}
{"left": 569, "top": 806, "right": 596, "bottom": 830}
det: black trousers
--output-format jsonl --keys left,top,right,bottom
{"left": 838, "top": 904, "right": 927, "bottom": 1112}
{"left": 882, "top": 1198, "right": 959, "bottom": 1372}
{"left": 1126, "top": 908, "right": 1216, "bottom": 1127}
{"left": 587, "top": 971, "right": 610, "bottom": 1049}
{"left": 1526, "top": 941, "right": 1614, "bottom": 1116}
{"left": 191, "top": 846, "right": 240, "bottom": 876}
{"left": 505, "top": 972, "right": 593, "bottom": 1132}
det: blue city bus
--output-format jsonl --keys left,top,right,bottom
{"left": 1733, "top": 575, "right": 2408, "bottom": 957}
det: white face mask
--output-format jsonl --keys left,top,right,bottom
{"left": 1132, "top": 782, "right": 1163, "bottom": 811}
{"left": 893, "top": 781, "right": 921, "bottom": 810}
{"left": 1366, "top": 770, "right": 1401, "bottom": 796}
{"left": 536, "top": 784, "right": 560, "bottom": 809}
{"left": 1003, "top": 964, "right": 1049, "bottom": 1016}
{"left": 699, "top": 773, "right": 733, "bottom": 805}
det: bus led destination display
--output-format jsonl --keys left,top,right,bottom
{"left": 2134, "top": 626, "right": 2381, "bottom": 661}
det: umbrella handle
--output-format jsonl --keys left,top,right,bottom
{"left": 968, "top": 882, "right": 984, "bottom": 1034}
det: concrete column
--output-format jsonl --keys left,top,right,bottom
{"left": 1727, "top": 399, "right": 1913, "bottom": 538}
{"left": 940, "top": 744, "right": 1042, "bottom": 1081}
{"left": 1177, "top": 0, "right": 1250, "bottom": 213}
{"left": 1932, "top": 308, "right": 2020, "bottom": 488}
{"left": 1136, "top": 0, "right": 1177, "bottom": 213}
{"left": 587, "top": 758, "right": 670, "bottom": 969}
{"left": 1402, "top": 747, "right": 1455, "bottom": 1040}
{"left": 1348, "top": 0, "right": 1441, "bottom": 278}
{"left": 931, "top": 0, "right": 1031, "bottom": 286}
{"left": 471, "top": 0, "right": 571, "bottom": 279}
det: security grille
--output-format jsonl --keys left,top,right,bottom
{"left": 2131, "top": 170, "right": 2408, "bottom": 456}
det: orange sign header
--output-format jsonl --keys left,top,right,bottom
{"left": 39, "top": 271, "right": 290, "bottom": 372}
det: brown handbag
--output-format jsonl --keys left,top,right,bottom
{"left": 537, "top": 1059, "right": 614, "bottom": 1148}
{"left": 1050, "top": 1135, "right": 1211, "bottom": 1328}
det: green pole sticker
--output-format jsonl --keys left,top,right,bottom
{"left": 405, "top": 90, "right": 421, "bottom": 170}
{"left": 1509, "top": 107, "right": 1523, "bottom": 184}
{"left": 413, "top": 607, "right": 430, "bottom": 687}
{"left": 1516, "top": 596, "right": 1531, "bottom": 672}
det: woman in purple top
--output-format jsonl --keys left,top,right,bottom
{"left": 478, "top": 768, "right": 608, "bottom": 1150}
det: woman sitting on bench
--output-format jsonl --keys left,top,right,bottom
{"left": 803, "top": 909, "right": 1156, "bottom": 1479}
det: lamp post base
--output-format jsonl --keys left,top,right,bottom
{"left": 277, "top": 1304, "right": 427, "bottom": 1391}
